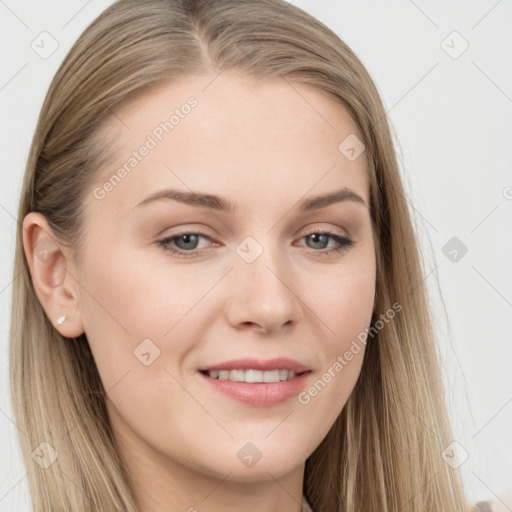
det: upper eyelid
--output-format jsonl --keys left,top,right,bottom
{"left": 160, "top": 221, "right": 353, "bottom": 239}
{"left": 163, "top": 227, "right": 347, "bottom": 237}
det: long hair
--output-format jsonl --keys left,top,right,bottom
{"left": 10, "top": 0, "right": 471, "bottom": 510}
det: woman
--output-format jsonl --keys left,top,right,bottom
{"left": 10, "top": 0, "right": 492, "bottom": 510}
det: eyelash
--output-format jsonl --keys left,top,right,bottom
{"left": 156, "top": 229, "right": 355, "bottom": 258}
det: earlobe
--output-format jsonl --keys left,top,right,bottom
{"left": 22, "top": 212, "right": 85, "bottom": 338}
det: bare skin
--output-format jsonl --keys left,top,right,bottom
{"left": 23, "top": 71, "right": 376, "bottom": 512}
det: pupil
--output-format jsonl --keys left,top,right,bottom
{"left": 178, "top": 234, "right": 198, "bottom": 249}
{"left": 309, "top": 233, "right": 328, "bottom": 249}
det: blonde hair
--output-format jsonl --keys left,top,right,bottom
{"left": 10, "top": 0, "right": 472, "bottom": 510}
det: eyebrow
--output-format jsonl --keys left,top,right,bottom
{"left": 134, "top": 187, "right": 367, "bottom": 213}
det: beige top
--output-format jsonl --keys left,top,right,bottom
{"left": 302, "top": 495, "right": 314, "bottom": 512}
{"left": 302, "top": 495, "right": 492, "bottom": 511}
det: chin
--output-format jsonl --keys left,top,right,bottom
{"left": 184, "top": 434, "right": 311, "bottom": 482}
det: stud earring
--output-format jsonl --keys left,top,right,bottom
{"left": 57, "top": 315, "right": 67, "bottom": 325}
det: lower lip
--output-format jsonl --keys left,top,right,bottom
{"left": 198, "top": 371, "right": 311, "bottom": 407}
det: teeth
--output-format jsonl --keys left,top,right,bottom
{"left": 262, "top": 370, "right": 280, "bottom": 383}
{"left": 205, "top": 369, "right": 297, "bottom": 382}
{"left": 245, "top": 369, "right": 263, "bottom": 383}
{"left": 229, "top": 369, "right": 245, "bottom": 381}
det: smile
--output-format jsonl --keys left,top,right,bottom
{"left": 202, "top": 368, "right": 298, "bottom": 383}
{"left": 197, "top": 358, "right": 312, "bottom": 407}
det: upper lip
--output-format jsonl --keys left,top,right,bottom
{"left": 199, "top": 357, "right": 310, "bottom": 374}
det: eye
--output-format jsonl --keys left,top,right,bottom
{"left": 296, "top": 230, "right": 355, "bottom": 256}
{"left": 156, "top": 231, "right": 214, "bottom": 258}
{"left": 156, "top": 229, "right": 355, "bottom": 258}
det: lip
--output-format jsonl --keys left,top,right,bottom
{"left": 199, "top": 371, "right": 311, "bottom": 407}
{"left": 197, "top": 357, "right": 312, "bottom": 407}
{"left": 198, "top": 357, "right": 310, "bottom": 373}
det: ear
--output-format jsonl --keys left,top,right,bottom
{"left": 22, "top": 212, "right": 85, "bottom": 338}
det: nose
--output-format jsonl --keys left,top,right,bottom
{"left": 225, "top": 241, "right": 303, "bottom": 334}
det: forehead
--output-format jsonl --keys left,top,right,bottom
{"left": 89, "top": 72, "right": 370, "bottom": 217}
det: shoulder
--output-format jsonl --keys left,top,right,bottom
{"left": 302, "top": 496, "right": 503, "bottom": 511}
{"left": 472, "top": 498, "right": 512, "bottom": 512}
{"left": 472, "top": 501, "right": 493, "bottom": 512}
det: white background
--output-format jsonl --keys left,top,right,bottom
{"left": 1, "top": 1, "right": 511, "bottom": 510}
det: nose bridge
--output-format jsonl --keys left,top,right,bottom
{"left": 227, "top": 233, "right": 301, "bottom": 331}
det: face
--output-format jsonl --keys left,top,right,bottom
{"left": 46, "top": 72, "right": 376, "bottom": 487}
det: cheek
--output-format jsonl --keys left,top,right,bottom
{"left": 80, "top": 246, "right": 201, "bottom": 347}
{"left": 306, "top": 249, "right": 376, "bottom": 349}
{"left": 295, "top": 251, "right": 375, "bottom": 421}
{"left": 77, "top": 249, "right": 180, "bottom": 392}
{"left": 78, "top": 244, "right": 220, "bottom": 407}
{"left": 77, "top": 250, "right": 204, "bottom": 447}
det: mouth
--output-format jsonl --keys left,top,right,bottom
{"left": 199, "top": 368, "right": 303, "bottom": 383}
{"left": 197, "top": 358, "right": 312, "bottom": 407}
